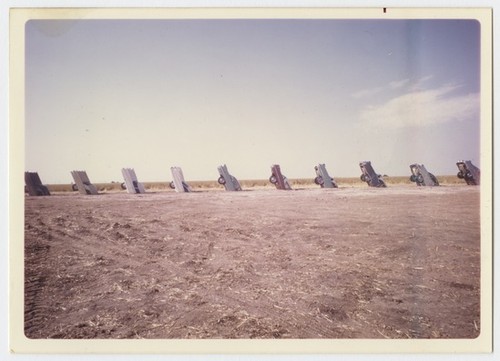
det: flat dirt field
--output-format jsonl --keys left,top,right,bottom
{"left": 24, "top": 185, "right": 481, "bottom": 339}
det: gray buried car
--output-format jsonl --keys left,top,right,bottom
{"left": 217, "top": 164, "right": 242, "bottom": 191}
{"left": 409, "top": 164, "right": 439, "bottom": 186}
{"left": 456, "top": 160, "right": 480, "bottom": 185}
{"left": 314, "top": 164, "right": 338, "bottom": 188}
{"left": 359, "top": 161, "right": 386, "bottom": 187}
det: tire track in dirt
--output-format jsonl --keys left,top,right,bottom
{"left": 24, "top": 221, "right": 52, "bottom": 338}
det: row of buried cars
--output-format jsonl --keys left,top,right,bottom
{"left": 25, "top": 160, "right": 480, "bottom": 196}
{"left": 208, "top": 160, "right": 480, "bottom": 191}
{"left": 331, "top": 160, "right": 479, "bottom": 189}
{"left": 299, "top": 160, "right": 478, "bottom": 190}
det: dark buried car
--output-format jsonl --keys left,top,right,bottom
{"left": 456, "top": 160, "right": 480, "bottom": 185}
{"left": 269, "top": 164, "right": 292, "bottom": 190}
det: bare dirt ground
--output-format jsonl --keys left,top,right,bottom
{"left": 24, "top": 185, "right": 481, "bottom": 339}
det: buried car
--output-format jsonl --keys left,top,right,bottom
{"left": 456, "top": 160, "right": 480, "bottom": 185}
{"left": 217, "top": 164, "right": 242, "bottom": 191}
{"left": 359, "top": 161, "right": 386, "bottom": 187}
{"left": 409, "top": 164, "right": 439, "bottom": 186}
{"left": 314, "top": 164, "right": 338, "bottom": 188}
{"left": 269, "top": 164, "right": 292, "bottom": 190}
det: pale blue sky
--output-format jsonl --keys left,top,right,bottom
{"left": 25, "top": 19, "right": 481, "bottom": 183}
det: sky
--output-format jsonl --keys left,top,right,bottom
{"left": 25, "top": 18, "right": 481, "bottom": 183}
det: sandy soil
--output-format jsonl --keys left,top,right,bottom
{"left": 24, "top": 185, "right": 481, "bottom": 339}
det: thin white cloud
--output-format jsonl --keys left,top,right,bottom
{"left": 353, "top": 75, "right": 434, "bottom": 99}
{"left": 360, "top": 84, "right": 479, "bottom": 128}
{"left": 408, "top": 75, "right": 434, "bottom": 91}
{"left": 351, "top": 86, "right": 385, "bottom": 99}
{"left": 389, "top": 78, "right": 410, "bottom": 89}
{"left": 418, "top": 75, "right": 433, "bottom": 83}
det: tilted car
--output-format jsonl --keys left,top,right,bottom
{"left": 359, "top": 161, "right": 386, "bottom": 187}
{"left": 269, "top": 164, "right": 292, "bottom": 190}
{"left": 217, "top": 164, "right": 242, "bottom": 191}
{"left": 314, "top": 164, "right": 338, "bottom": 188}
{"left": 456, "top": 160, "right": 480, "bottom": 185}
{"left": 409, "top": 164, "right": 439, "bottom": 186}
